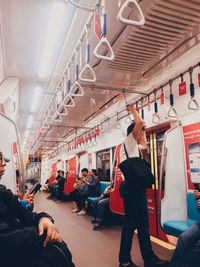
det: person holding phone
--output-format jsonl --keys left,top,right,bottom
{"left": 0, "top": 149, "right": 75, "bottom": 267}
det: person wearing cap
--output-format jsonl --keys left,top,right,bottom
{"left": 118, "top": 105, "right": 169, "bottom": 267}
{"left": 0, "top": 149, "right": 74, "bottom": 267}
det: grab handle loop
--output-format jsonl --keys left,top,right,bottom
{"left": 93, "top": 37, "right": 115, "bottom": 61}
{"left": 42, "top": 119, "right": 49, "bottom": 129}
{"left": 56, "top": 104, "right": 68, "bottom": 116}
{"left": 168, "top": 79, "right": 178, "bottom": 118}
{"left": 93, "top": 0, "right": 114, "bottom": 61}
{"left": 117, "top": 0, "right": 145, "bottom": 26}
{"left": 115, "top": 112, "right": 121, "bottom": 129}
{"left": 152, "top": 91, "right": 161, "bottom": 123}
{"left": 79, "top": 27, "right": 96, "bottom": 82}
{"left": 52, "top": 113, "right": 62, "bottom": 123}
{"left": 62, "top": 93, "right": 75, "bottom": 108}
{"left": 79, "top": 63, "right": 96, "bottom": 82}
{"left": 187, "top": 67, "right": 199, "bottom": 110}
{"left": 69, "top": 81, "right": 84, "bottom": 97}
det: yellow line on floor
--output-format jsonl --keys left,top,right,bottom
{"left": 134, "top": 230, "right": 176, "bottom": 251}
{"left": 150, "top": 235, "right": 176, "bottom": 251}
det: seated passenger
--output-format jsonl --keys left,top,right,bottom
{"left": 47, "top": 170, "right": 65, "bottom": 200}
{"left": 0, "top": 150, "right": 75, "bottom": 267}
{"left": 71, "top": 168, "right": 89, "bottom": 213}
{"left": 75, "top": 169, "right": 100, "bottom": 215}
{"left": 63, "top": 176, "right": 84, "bottom": 202}
{"left": 92, "top": 185, "right": 112, "bottom": 230}
{"left": 167, "top": 190, "right": 200, "bottom": 267}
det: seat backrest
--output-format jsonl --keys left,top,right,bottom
{"left": 187, "top": 192, "right": 200, "bottom": 221}
{"left": 100, "top": 182, "right": 110, "bottom": 195}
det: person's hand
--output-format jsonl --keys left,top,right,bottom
{"left": 197, "top": 199, "right": 200, "bottom": 209}
{"left": 193, "top": 190, "right": 200, "bottom": 199}
{"left": 38, "top": 217, "right": 62, "bottom": 247}
{"left": 23, "top": 190, "right": 34, "bottom": 205}
{"left": 126, "top": 104, "right": 133, "bottom": 111}
{"left": 101, "top": 194, "right": 104, "bottom": 199}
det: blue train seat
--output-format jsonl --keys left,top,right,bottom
{"left": 163, "top": 192, "right": 200, "bottom": 237}
{"left": 87, "top": 182, "right": 110, "bottom": 204}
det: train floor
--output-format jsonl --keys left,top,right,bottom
{"left": 34, "top": 191, "right": 174, "bottom": 267}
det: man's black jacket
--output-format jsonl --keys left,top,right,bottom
{"left": 0, "top": 185, "right": 52, "bottom": 263}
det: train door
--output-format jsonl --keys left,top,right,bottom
{"left": 146, "top": 124, "right": 170, "bottom": 240}
{"left": 96, "top": 148, "right": 111, "bottom": 182}
{"left": 110, "top": 123, "right": 171, "bottom": 239}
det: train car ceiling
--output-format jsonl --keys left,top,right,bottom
{"left": 0, "top": 0, "right": 200, "bottom": 159}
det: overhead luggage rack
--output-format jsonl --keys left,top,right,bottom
{"left": 103, "top": 0, "right": 200, "bottom": 80}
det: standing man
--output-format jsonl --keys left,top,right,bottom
{"left": 118, "top": 105, "right": 169, "bottom": 267}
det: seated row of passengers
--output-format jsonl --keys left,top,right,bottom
{"left": 46, "top": 168, "right": 111, "bottom": 230}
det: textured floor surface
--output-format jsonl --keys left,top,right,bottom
{"left": 34, "top": 191, "right": 173, "bottom": 267}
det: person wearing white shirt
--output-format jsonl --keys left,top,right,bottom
{"left": 119, "top": 105, "right": 169, "bottom": 267}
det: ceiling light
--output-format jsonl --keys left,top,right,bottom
{"left": 31, "top": 86, "right": 42, "bottom": 112}
{"left": 27, "top": 115, "right": 34, "bottom": 129}
{"left": 38, "top": 2, "right": 66, "bottom": 78}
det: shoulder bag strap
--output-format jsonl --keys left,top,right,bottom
{"left": 123, "top": 143, "right": 129, "bottom": 159}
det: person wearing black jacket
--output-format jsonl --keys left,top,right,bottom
{"left": 47, "top": 170, "right": 65, "bottom": 200}
{"left": 0, "top": 150, "right": 74, "bottom": 267}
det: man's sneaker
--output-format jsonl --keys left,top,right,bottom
{"left": 77, "top": 210, "right": 86, "bottom": 215}
{"left": 46, "top": 196, "right": 54, "bottom": 200}
{"left": 72, "top": 208, "right": 80, "bottom": 213}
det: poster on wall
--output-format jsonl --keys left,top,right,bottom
{"left": 183, "top": 122, "right": 200, "bottom": 189}
{"left": 64, "top": 157, "right": 76, "bottom": 194}
{"left": 187, "top": 142, "right": 200, "bottom": 184}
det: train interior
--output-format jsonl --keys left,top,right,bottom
{"left": 0, "top": 0, "right": 200, "bottom": 266}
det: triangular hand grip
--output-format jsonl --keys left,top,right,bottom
{"left": 93, "top": 37, "right": 115, "bottom": 61}
{"left": 152, "top": 113, "right": 161, "bottom": 123}
{"left": 52, "top": 113, "right": 62, "bottom": 122}
{"left": 79, "top": 63, "right": 96, "bottom": 83}
{"left": 57, "top": 105, "right": 68, "bottom": 116}
{"left": 188, "top": 98, "right": 199, "bottom": 110}
{"left": 62, "top": 93, "right": 75, "bottom": 108}
{"left": 117, "top": 0, "right": 145, "bottom": 26}
{"left": 168, "top": 107, "right": 178, "bottom": 119}
{"left": 42, "top": 120, "right": 49, "bottom": 129}
{"left": 69, "top": 81, "right": 84, "bottom": 97}
{"left": 125, "top": 116, "right": 132, "bottom": 124}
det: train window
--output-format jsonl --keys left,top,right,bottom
{"left": 25, "top": 162, "right": 41, "bottom": 190}
{"left": 96, "top": 148, "right": 110, "bottom": 182}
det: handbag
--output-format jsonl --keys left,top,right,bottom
{"left": 118, "top": 144, "right": 155, "bottom": 191}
